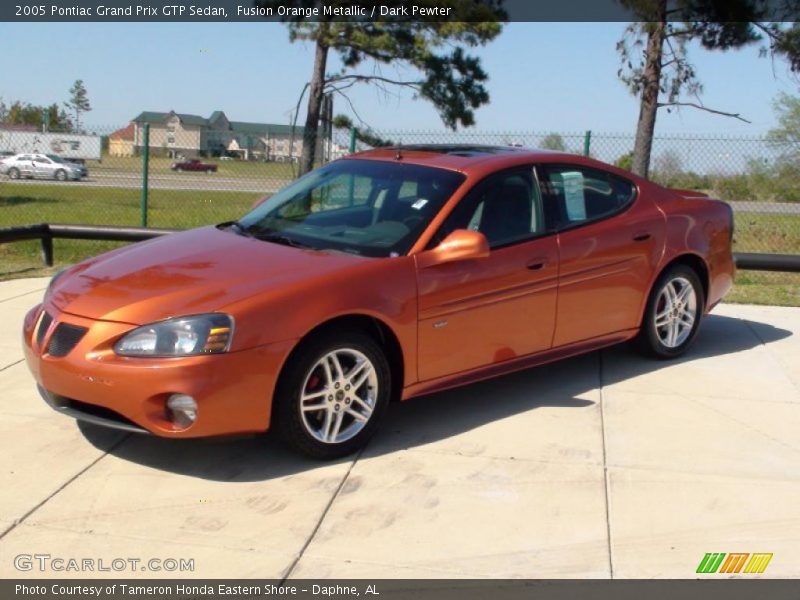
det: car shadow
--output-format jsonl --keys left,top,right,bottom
{"left": 0, "top": 195, "right": 61, "bottom": 206}
{"left": 78, "top": 313, "right": 792, "bottom": 482}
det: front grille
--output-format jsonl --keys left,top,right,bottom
{"left": 47, "top": 323, "right": 88, "bottom": 357}
{"left": 36, "top": 311, "right": 52, "bottom": 347}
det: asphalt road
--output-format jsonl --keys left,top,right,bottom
{"left": 3, "top": 171, "right": 289, "bottom": 194}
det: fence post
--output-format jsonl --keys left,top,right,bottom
{"left": 140, "top": 123, "right": 150, "bottom": 227}
{"left": 40, "top": 235, "right": 53, "bottom": 267}
{"left": 583, "top": 130, "right": 592, "bottom": 156}
{"left": 349, "top": 127, "right": 357, "bottom": 154}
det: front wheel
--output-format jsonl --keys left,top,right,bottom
{"left": 273, "top": 331, "right": 391, "bottom": 459}
{"left": 55, "top": 169, "right": 67, "bottom": 181}
{"left": 636, "top": 264, "right": 704, "bottom": 359}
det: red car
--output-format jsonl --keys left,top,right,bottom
{"left": 23, "top": 145, "right": 734, "bottom": 458}
{"left": 170, "top": 159, "right": 217, "bottom": 173}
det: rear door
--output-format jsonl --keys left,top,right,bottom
{"left": 416, "top": 167, "right": 559, "bottom": 382}
{"left": 538, "top": 164, "right": 665, "bottom": 347}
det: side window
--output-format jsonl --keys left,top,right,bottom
{"left": 540, "top": 165, "right": 636, "bottom": 228}
{"left": 434, "top": 169, "right": 545, "bottom": 249}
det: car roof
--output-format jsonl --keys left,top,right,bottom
{"left": 346, "top": 144, "right": 644, "bottom": 184}
{"left": 349, "top": 144, "right": 576, "bottom": 172}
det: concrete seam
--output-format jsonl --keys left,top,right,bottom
{"left": 0, "top": 287, "right": 47, "bottom": 304}
{"left": 0, "top": 433, "right": 131, "bottom": 541}
{"left": 280, "top": 446, "right": 365, "bottom": 582}
{"left": 743, "top": 318, "right": 800, "bottom": 396}
{"left": 0, "top": 358, "right": 24, "bottom": 372}
{"left": 598, "top": 350, "right": 615, "bottom": 579}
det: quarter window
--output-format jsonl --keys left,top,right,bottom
{"left": 539, "top": 165, "right": 636, "bottom": 228}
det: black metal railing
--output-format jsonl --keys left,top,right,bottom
{"left": 0, "top": 223, "right": 176, "bottom": 267}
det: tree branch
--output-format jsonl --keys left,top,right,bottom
{"left": 324, "top": 74, "right": 423, "bottom": 90}
{"left": 657, "top": 101, "right": 751, "bottom": 123}
{"left": 332, "top": 89, "right": 370, "bottom": 128}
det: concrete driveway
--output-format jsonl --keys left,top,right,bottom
{"left": 1, "top": 277, "right": 798, "bottom": 579}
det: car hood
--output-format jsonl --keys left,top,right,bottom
{"left": 49, "top": 226, "right": 369, "bottom": 324}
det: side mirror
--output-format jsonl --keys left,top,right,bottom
{"left": 417, "top": 229, "right": 490, "bottom": 269}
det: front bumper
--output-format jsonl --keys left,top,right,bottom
{"left": 23, "top": 303, "right": 295, "bottom": 438}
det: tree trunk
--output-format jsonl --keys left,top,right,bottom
{"left": 299, "top": 37, "right": 329, "bottom": 176}
{"left": 631, "top": 6, "right": 667, "bottom": 179}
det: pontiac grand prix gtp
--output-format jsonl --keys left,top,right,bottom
{"left": 23, "top": 145, "right": 734, "bottom": 458}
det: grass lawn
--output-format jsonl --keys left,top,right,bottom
{"left": 1, "top": 181, "right": 798, "bottom": 305}
{"left": 0, "top": 182, "right": 259, "bottom": 280}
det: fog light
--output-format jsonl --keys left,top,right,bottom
{"left": 166, "top": 394, "right": 197, "bottom": 428}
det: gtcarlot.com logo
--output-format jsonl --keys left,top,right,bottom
{"left": 14, "top": 553, "right": 195, "bottom": 573}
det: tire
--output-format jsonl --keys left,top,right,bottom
{"left": 8, "top": 168, "right": 19, "bottom": 180}
{"left": 636, "top": 264, "right": 705, "bottom": 359}
{"left": 273, "top": 330, "right": 391, "bottom": 459}
{"left": 55, "top": 169, "right": 67, "bottom": 181}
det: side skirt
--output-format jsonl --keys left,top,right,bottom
{"left": 401, "top": 328, "right": 639, "bottom": 401}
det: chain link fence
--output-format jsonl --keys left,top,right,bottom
{"left": 1, "top": 124, "right": 798, "bottom": 303}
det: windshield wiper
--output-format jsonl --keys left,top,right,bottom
{"left": 224, "top": 221, "right": 314, "bottom": 249}
{"left": 254, "top": 232, "right": 313, "bottom": 249}
{"left": 217, "top": 221, "right": 248, "bottom": 235}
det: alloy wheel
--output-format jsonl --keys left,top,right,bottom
{"left": 654, "top": 276, "right": 698, "bottom": 348}
{"left": 299, "top": 348, "right": 378, "bottom": 444}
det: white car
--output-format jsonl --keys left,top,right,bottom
{"left": 0, "top": 153, "right": 87, "bottom": 181}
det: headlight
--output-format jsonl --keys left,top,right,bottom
{"left": 114, "top": 314, "right": 234, "bottom": 357}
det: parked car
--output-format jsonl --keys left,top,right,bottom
{"left": 170, "top": 159, "right": 217, "bottom": 173}
{"left": 1, "top": 153, "right": 87, "bottom": 181}
{"left": 23, "top": 145, "right": 734, "bottom": 459}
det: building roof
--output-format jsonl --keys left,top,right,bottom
{"left": 109, "top": 123, "right": 135, "bottom": 141}
{"left": 131, "top": 110, "right": 304, "bottom": 136}
{"left": 229, "top": 121, "right": 304, "bottom": 136}
{"left": 132, "top": 111, "right": 207, "bottom": 127}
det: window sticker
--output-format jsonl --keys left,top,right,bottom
{"left": 412, "top": 198, "right": 429, "bottom": 210}
{"left": 561, "top": 171, "right": 586, "bottom": 221}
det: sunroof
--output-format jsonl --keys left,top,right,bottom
{"left": 393, "top": 144, "right": 525, "bottom": 157}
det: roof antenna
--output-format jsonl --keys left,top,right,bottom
{"left": 395, "top": 147, "right": 403, "bottom": 160}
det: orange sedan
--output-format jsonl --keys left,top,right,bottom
{"left": 22, "top": 146, "right": 734, "bottom": 458}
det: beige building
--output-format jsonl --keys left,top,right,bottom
{"left": 107, "top": 123, "right": 135, "bottom": 157}
{"left": 131, "top": 110, "right": 320, "bottom": 160}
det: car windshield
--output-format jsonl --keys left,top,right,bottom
{"left": 45, "top": 154, "right": 65, "bottom": 163}
{"left": 236, "top": 159, "right": 466, "bottom": 257}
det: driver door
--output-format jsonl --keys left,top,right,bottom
{"left": 32, "top": 157, "right": 53, "bottom": 179}
{"left": 415, "top": 168, "right": 559, "bottom": 382}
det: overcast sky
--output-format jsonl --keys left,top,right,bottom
{"left": 2, "top": 22, "right": 798, "bottom": 135}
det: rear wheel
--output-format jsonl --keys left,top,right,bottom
{"left": 8, "top": 168, "right": 19, "bottom": 180}
{"left": 636, "top": 264, "right": 704, "bottom": 359}
{"left": 273, "top": 331, "right": 391, "bottom": 459}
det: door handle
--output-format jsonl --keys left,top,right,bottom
{"left": 526, "top": 259, "right": 547, "bottom": 271}
{"left": 632, "top": 232, "right": 651, "bottom": 242}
